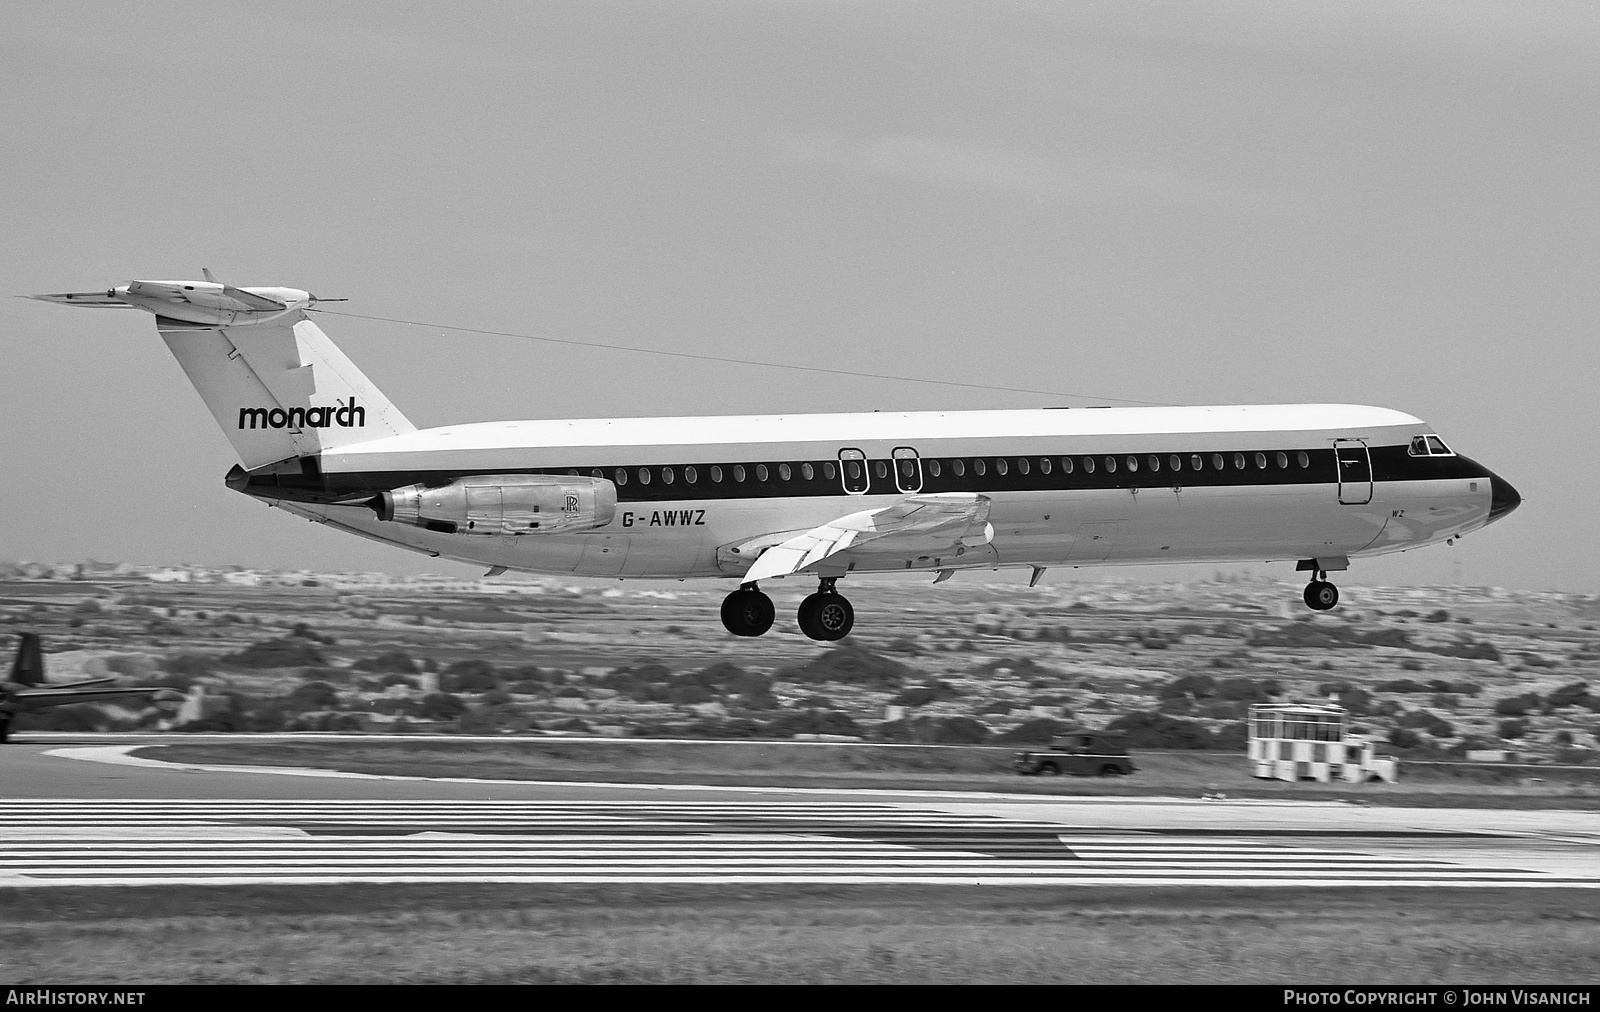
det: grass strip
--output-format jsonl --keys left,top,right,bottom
{"left": 143, "top": 739, "right": 1600, "bottom": 808}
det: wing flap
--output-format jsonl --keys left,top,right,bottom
{"left": 740, "top": 493, "right": 992, "bottom": 582}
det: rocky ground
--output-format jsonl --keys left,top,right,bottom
{"left": 4, "top": 571, "right": 1598, "bottom": 764}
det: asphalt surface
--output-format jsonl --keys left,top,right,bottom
{"left": 3, "top": 733, "right": 1597, "bottom": 887}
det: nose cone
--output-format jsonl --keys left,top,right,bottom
{"left": 1487, "top": 472, "right": 1522, "bottom": 525}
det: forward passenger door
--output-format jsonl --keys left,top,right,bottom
{"left": 1334, "top": 439, "right": 1373, "bottom": 505}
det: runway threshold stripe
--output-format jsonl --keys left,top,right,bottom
{"left": 0, "top": 861, "right": 1477, "bottom": 872}
{"left": 9, "top": 871, "right": 1587, "bottom": 883}
{"left": 3, "top": 800, "right": 1589, "bottom": 890}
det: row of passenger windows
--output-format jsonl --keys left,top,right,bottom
{"left": 607, "top": 461, "right": 839, "bottom": 487}
{"left": 589, "top": 451, "right": 1314, "bottom": 487}
{"left": 919, "top": 451, "right": 1312, "bottom": 478}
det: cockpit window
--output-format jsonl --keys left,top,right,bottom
{"left": 1410, "top": 434, "right": 1455, "bottom": 457}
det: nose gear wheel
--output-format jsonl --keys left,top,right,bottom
{"left": 1303, "top": 579, "right": 1339, "bottom": 611}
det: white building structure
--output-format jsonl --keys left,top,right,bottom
{"left": 1247, "top": 702, "right": 1398, "bottom": 783}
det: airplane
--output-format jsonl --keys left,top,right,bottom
{"left": 31, "top": 275, "right": 1521, "bottom": 641}
{"left": 1, "top": 632, "right": 175, "bottom": 742}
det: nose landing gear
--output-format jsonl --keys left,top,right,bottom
{"left": 798, "top": 577, "right": 854, "bottom": 641}
{"left": 720, "top": 583, "right": 775, "bottom": 636}
{"left": 1303, "top": 573, "right": 1340, "bottom": 611}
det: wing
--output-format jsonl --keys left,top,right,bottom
{"left": 9, "top": 685, "right": 172, "bottom": 711}
{"left": 739, "top": 493, "right": 992, "bottom": 582}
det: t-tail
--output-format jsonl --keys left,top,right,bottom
{"left": 31, "top": 274, "right": 413, "bottom": 470}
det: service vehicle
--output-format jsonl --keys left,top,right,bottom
{"left": 1012, "top": 731, "right": 1136, "bottom": 776}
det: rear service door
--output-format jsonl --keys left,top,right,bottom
{"left": 1334, "top": 439, "right": 1373, "bottom": 505}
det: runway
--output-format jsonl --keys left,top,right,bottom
{"left": 3, "top": 798, "right": 1597, "bottom": 888}
{"left": 2, "top": 736, "right": 1597, "bottom": 890}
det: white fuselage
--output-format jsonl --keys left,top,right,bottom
{"left": 266, "top": 403, "right": 1506, "bottom": 582}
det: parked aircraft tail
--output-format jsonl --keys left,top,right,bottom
{"left": 9, "top": 632, "right": 44, "bottom": 687}
{"left": 2, "top": 633, "right": 178, "bottom": 743}
{"left": 32, "top": 276, "right": 414, "bottom": 469}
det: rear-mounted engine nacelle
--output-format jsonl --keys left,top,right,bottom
{"left": 373, "top": 474, "right": 617, "bottom": 536}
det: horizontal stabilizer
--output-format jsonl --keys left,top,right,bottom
{"left": 221, "top": 285, "right": 286, "bottom": 312}
{"left": 742, "top": 493, "right": 993, "bottom": 582}
{"left": 27, "top": 292, "right": 133, "bottom": 308}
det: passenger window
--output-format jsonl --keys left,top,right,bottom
{"left": 801, "top": 462, "right": 814, "bottom": 480}
{"left": 952, "top": 459, "right": 965, "bottom": 477}
{"left": 845, "top": 460, "right": 860, "bottom": 481}
{"left": 1254, "top": 453, "right": 1267, "bottom": 469}
{"left": 661, "top": 466, "right": 674, "bottom": 484}
{"left": 638, "top": 467, "right": 652, "bottom": 485}
{"left": 614, "top": 468, "right": 628, "bottom": 486}
{"left": 778, "top": 464, "right": 791, "bottom": 481}
{"left": 973, "top": 459, "right": 986, "bottom": 476}
{"left": 1039, "top": 457, "right": 1051, "bottom": 475}
{"left": 899, "top": 459, "right": 915, "bottom": 479}
{"left": 874, "top": 461, "right": 888, "bottom": 479}
{"left": 1017, "top": 457, "right": 1029, "bottom": 475}
{"left": 756, "top": 464, "right": 769, "bottom": 481}
{"left": 995, "top": 458, "right": 1008, "bottom": 475}
{"left": 734, "top": 465, "right": 747, "bottom": 482}
{"left": 710, "top": 466, "right": 723, "bottom": 482}
{"left": 1233, "top": 453, "right": 1245, "bottom": 470}
{"left": 1105, "top": 456, "right": 1117, "bottom": 473}
{"left": 1149, "top": 455, "right": 1160, "bottom": 472}
{"left": 1275, "top": 452, "right": 1288, "bottom": 469}
{"left": 1192, "top": 454, "right": 1204, "bottom": 471}
{"left": 591, "top": 468, "right": 604, "bottom": 479}
{"left": 1297, "top": 452, "right": 1310, "bottom": 468}
{"left": 823, "top": 462, "right": 836, "bottom": 480}
{"left": 1125, "top": 456, "right": 1138, "bottom": 472}
{"left": 1169, "top": 455, "right": 1182, "bottom": 471}
{"left": 1082, "top": 457, "right": 1094, "bottom": 474}
{"left": 1060, "top": 457, "right": 1073, "bottom": 474}
{"left": 684, "top": 466, "right": 697, "bottom": 483}
{"left": 927, "top": 459, "right": 942, "bottom": 478}
{"left": 1212, "top": 454, "right": 1225, "bottom": 470}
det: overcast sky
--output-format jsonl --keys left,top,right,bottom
{"left": 2, "top": 2, "right": 1596, "bottom": 592}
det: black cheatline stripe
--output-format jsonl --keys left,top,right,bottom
{"left": 249, "top": 446, "right": 1493, "bottom": 505}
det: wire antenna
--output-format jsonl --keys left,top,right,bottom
{"left": 310, "top": 308, "right": 1167, "bottom": 406}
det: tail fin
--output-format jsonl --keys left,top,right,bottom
{"left": 10, "top": 633, "right": 44, "bottom": 686}
{"left": 157, "top": 311, "right": 415, "bottom": 469}
{"left": 34, "top": 277, "right": 415, "bottom": 470}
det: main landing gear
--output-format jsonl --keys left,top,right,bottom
{"left": 797, "top": 578, "right": 853, "bottom": 642}
{"left": 719, "top": 579, "right": 856, "bottom": 641}
{"left": 1303, "top": 573, "right": 1340, "bottom": 611}
{"left": 720, "top": 583, "right": 775, "bottom": 637}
